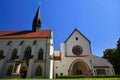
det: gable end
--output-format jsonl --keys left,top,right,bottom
{"left": 64, "top": 28, "right": 91, "bottom": 43}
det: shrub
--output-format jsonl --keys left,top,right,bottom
{"left": 58, "top": 75, "right": 86, "bottom": 79}
{"left": 93, "top": 75, "right": 120, "bottom": 78}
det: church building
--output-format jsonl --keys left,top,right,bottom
{"left": 0, "top": 7, "right": 53, "bottom": 78}
{"left": 53, "top": 29, "right": 115, "bottom": 78}
{"left": 0, "top": 5, "right": 115, "bottom": 79}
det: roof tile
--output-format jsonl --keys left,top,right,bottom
{"left": 0, "top": 30, "right": 51, "bottom": 39}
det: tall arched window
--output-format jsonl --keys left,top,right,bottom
{"left": 11, "top": 49, "right": 17, "bottom": 60}
{"left": 35, "top": 65, "right": 42, "bottom": 76}
{"left": 24, "top": 46, "right": 31, "bottom": 60}
{"left": 6, "top": 65, "right": 13, "bottom": 76}
{"left": 0, "top": 50, "right": 4, "bottom": 60}
{"left": 38, "top": 48, "right": 43, "bottom": 60}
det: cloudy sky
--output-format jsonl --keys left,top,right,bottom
{"left": 0, "top": 0, "right": 120, "bottom": 56}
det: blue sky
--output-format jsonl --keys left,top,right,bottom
{"left": 0, "top": 0, "right": 120, "bottom": 57}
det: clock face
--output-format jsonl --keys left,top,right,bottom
{"left": 72, "top": 45, "right": 83, "bottom": 56}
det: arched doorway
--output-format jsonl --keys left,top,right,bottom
{"left": 20, "top": 66, "right": 27, "bottom": 78}
{"left": 69, "top": 59, "right": 91, "bottom": 76}
{"left": 72, "top": 61, "right": 82, "bottom": 75}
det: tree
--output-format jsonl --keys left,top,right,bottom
{"left": 102, "top": 38, "right": 120, "bottom": 74}
{"left": 102, "top": 48, "right": 116, "bottom": 68}
{"left": 116, "top": 38, "right": 120, "bottom": 51}
{"left": 115, "top": 38, "right": 120, "bottom": 74}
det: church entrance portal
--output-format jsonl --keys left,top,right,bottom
{"left": 72, "top": 62, "right": 82, "bottom": 75}
{"left": 69, "top": 59, "right": 91, "bottom": 76}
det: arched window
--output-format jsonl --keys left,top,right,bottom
{"left": 24, "top": 46, "right": 31, "bottom": 60}
{"left": 0, "top": 50, "right": 4, "bottom": 60}
{"left": 38, "top": 48, "right": 43, "bottom": 60}
{"left": 35, "top": 65, "right": 42, "bottom": 76}
{"left": 11, "top": 49, "right": 17, "bottom": 60}
{"left": 6, "top": 65, "right": 13, "bottom": 76}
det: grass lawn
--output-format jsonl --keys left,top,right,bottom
{"left": 2, "top": 78, "right": 119, "bottom": 80}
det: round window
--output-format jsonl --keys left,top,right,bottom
{"left": 76, "top": 37, "right": 78, "bottom": 40}
{"left": 72, "top": 45, "right": 83, "bottom": 56}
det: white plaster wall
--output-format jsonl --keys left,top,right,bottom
{"left": 0, "top": 59, "right": 7, "bottom": 77}
{"left": 0, "top": 38, "right": 48, "bottom": 60}
{"left": 0, "top": 37, "right": 53, "bottom": 78}
{"left": 54, "top": 51, "right": 60, "bottom": 56}
{"left": 65, "top": 31, "right": 91, "bottom": 56}
{"left": 54, "top": 43, "right": 92, "bottom": 77}
{"left": 54, "top": 43, "right": 114, "bottom": 77}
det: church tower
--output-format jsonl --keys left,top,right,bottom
{"left": 32, "top": 6, "right": 41, "bottom": 32}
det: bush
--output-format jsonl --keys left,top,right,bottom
{"left": 58, "top": 75, "right": 86, "bottom": 79}
{"left": 58, "top": 75, "right": 120, "bottom": 79}
{"left": 93, "top": 75, "right": 120, "bottom": 78}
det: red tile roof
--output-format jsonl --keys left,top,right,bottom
{"left": 53, "top": 56, "right": 61, "bottom": 60}
{"left": 0, "top": 30, "right": 52, "bottom": 39}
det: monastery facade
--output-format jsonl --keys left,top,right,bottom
{"left": 0, "top": 6, "right": 115, "bottom": 79}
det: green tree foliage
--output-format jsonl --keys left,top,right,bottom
{"left": 116, "top": 38, "right": 120, "bottom": 50}
{"left": 102, "top": 48, "right": 116, "bottom": 63}
{"left": 102, "top": 38, "right": 120, "bottom": 74}
{"left": 115, "top": 38, "right": 120, "bottom": 74}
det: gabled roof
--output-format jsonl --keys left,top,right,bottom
{"left": 64, "top": 28, "right": 91, "bottom": 43}
{"left": 0, "top": 30, "right": 51, "bottom": 39}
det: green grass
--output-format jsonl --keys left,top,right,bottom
{"left": 1, "top": 78, "right": 119, "bottom": 80}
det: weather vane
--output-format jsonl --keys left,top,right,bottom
{"left": 39, "top": 0, "right": 41, "bottom": 6}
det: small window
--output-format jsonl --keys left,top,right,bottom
{"left": 38, "top": 48, "right": 43, "bottom": 60}
{"left": 35, "top": 65, "right": 42, "bottom": 76}
{"left": 60, "top": 73, "right": 63, "bottom": 76}
{"left": 11, "top": 49, "right": 17, "bottom": 60}
{"left": 96, "top": 69, "right": 106, "bottom": 75}
{"left": 6, "top": 65, "right": 13, "bottom": 76}
{"left": 76, "top": 37, "right": 78, "bottom": 40}
{"left": 56, "top": 73, "right": 58, "bottom": 78}
{"left": 33, "top": 40, "right": 37, "bottom": 45}
{"left": 19, "top": 41, "right": 24, "bottom": 45}
{"left": 24, "top": 46, "right": 32, "bottom": 60}
{"left": 7, "top": 41, "right": 12, "bottom": 45}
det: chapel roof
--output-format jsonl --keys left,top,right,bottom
{"left": 92, "top": 55, "right": 113, "bottom": 67}
{"left": 0, "top": 30, "right": 51, "bottom": 39}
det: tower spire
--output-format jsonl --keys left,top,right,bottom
{"left": 32, "top": 4, "right": 41, "bottom": 32}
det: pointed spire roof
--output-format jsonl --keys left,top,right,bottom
{"left": 32, "top": 5, "right": 41, "bottom": 32}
